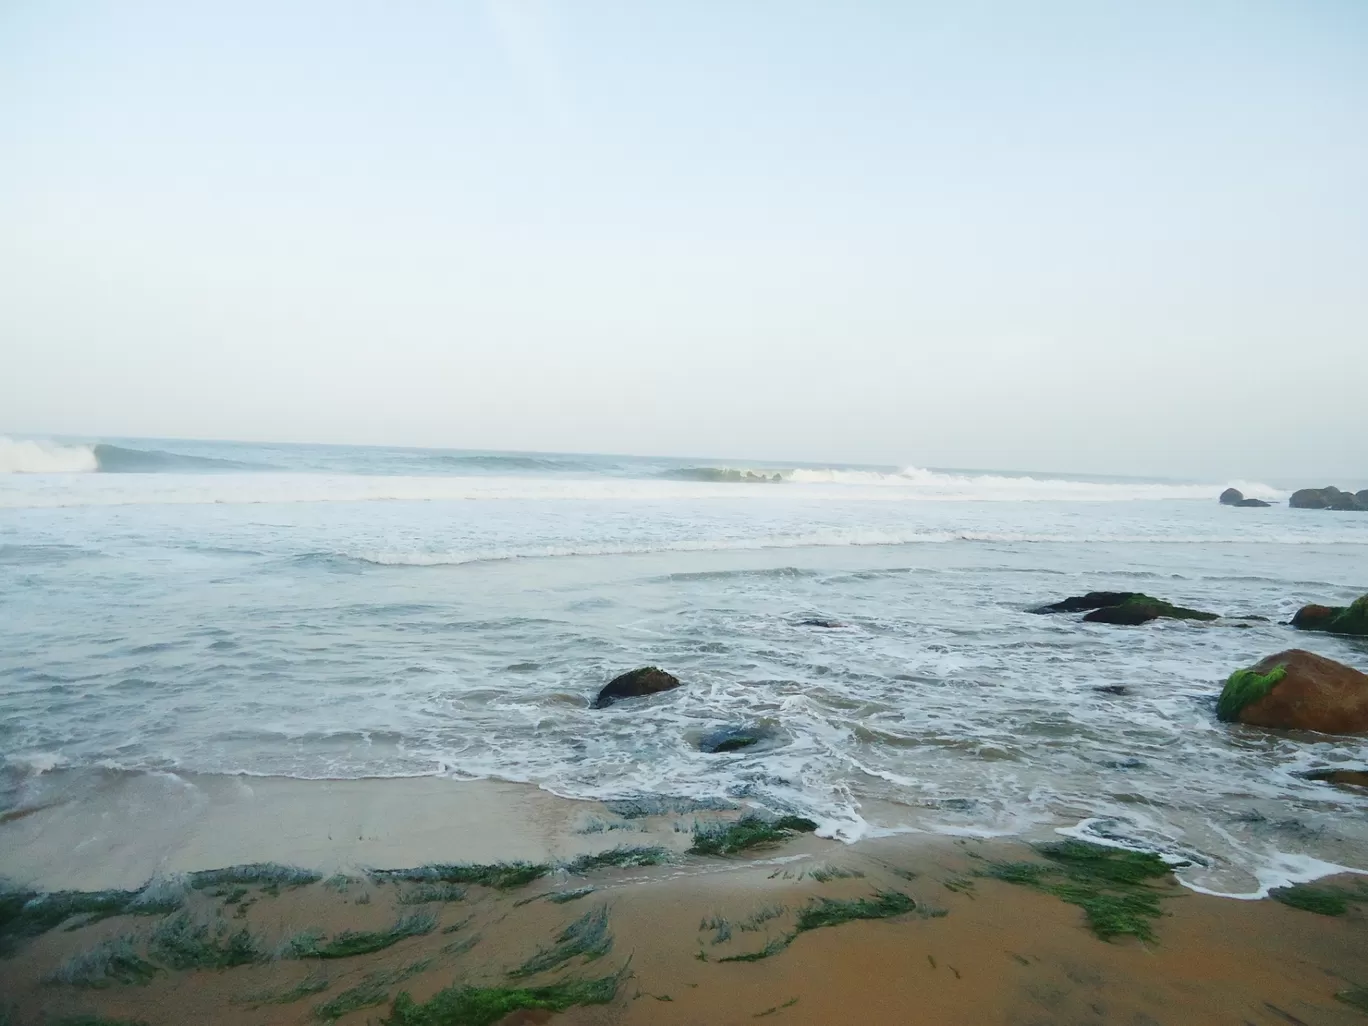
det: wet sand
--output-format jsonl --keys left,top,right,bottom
{"left": 3, "top": 834, "right": 1367, "bottom": 1025}
{"left": 0, "top": 771, "right": 712, "bottom": 892}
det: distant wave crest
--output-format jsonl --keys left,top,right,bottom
{"left": 658, "top": 466, "right": 788, "bottom": 483}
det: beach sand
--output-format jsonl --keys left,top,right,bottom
{"left": 2, "top": 776, "right": 1367, "bottom": 1025}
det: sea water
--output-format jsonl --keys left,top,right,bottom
{"left": 1, "top": 436, "right": 1365, "bottom": 894}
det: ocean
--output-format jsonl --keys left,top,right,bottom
{"left": 1, "top": 436, "right": 1365, "bottom": 895}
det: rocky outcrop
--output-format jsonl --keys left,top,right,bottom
{"left": 1290, "top": 486, "right": 1366, "bottom": 511}
{"left": 798, "top": 617, "right": 847, "bottom": 629}
{"left": 592, "top": 666, "right": 682, "bottom": 709}
{"left": 1033, "top": 592, "right": 1217, "bottom": 624}
{"left": 1217, "top": 649, "right": 1368, "bottom": 734}
{"left": 1291, "top": 596, "right": 1368, "bottom": 636}
{"left": 1218, "top": 487, "right": 1271, "bottom": 507}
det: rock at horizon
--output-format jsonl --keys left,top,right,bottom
{"left": 1290, "top": 486, "right": 1367, "bottom": 511}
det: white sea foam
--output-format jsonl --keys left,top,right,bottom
{"left": 0, "top": 437, "right": 98, "bottom": 474}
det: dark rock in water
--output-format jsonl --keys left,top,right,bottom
{"left": 1217, "top": 649, "right": 1368, "bottom": 734}
{"left": 798, "top": 617, "right": 847, "bottom": 629}
{"left": 1289, "top": 488, "right": 1331, "bottom": 509}
{"left": 1290, "top": 486, "right": 1366, "bottom": 511}
{"left": 1220, "top": 488, "right": 1271, "bottom": 507}
{"left": 1359, "top": 489, "right": 1368, "bottom": 507}
{"left": 1093, "top": 684, "right": 1129, "bottom": 696}
{"left": 1036, "top": 592, "right": 1217, "bottom": 624}
{"left": 1305, "top": 769, "right": 1368, "bottom": 789}
{"left": 592, "top": 666, "right": 682, "bottom": 709}
{"left": 1291, "top": 604, "right": 1337, "bottom": 630}
{"left": 1084, "top": 602, "right": 1167, "bottom": 625}
{"left": 698, "top": 725, "right": 772, "bottom": 753}
{"left": 1032, "top": 591, "right": 1140, "bottom": 615}
{"left": 1291, "top": 595, "right": 1368, "bottom": 637}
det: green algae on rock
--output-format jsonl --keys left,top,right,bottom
{"left": 1291, "top": 595, "right": 1368, "bottom": 636}
{"left": 1033, "top": 592, "right": 1217, "bottom": 625}
{"left": 1217, "top": 664, "right": 1288, "bottom": 722}
{"left": 1218, "top": 649, "right": 1368, "bottom": 734}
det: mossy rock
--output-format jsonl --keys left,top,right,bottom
{"left": 1291, "top": 595, "right": 1368, "bottom": 637}
{"left": 1034, "top": 592, "right": 1217, "bottom": 623}
{"left": 1217, "top": 665, "right": 1287, "bottom": 722}
{"left": 1218, "top": 649, "right": 1368, "bottom": 734}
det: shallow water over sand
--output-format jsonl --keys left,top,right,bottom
{"left": 2, "top": 439, "right": 1366, "bottom": 894}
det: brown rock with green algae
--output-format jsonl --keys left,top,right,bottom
{"left": 1291, "top": 595, "right": 1368, "bottom": 636}
{"left": 591, "top": 666, "right": 682, "bottom": 709}
{"left": 1217, "top": 649, "right": 1368, "bottom": 735}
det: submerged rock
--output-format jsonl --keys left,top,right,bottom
{"left": 798, "top": 617, "right": 847, "bottom": 629}
{"left": 1235, "top": 498, "right": 1272, "bottom": 507}
{"left": 1305, "top": 769, "right": 1368, "bottom": 789}
{"left": 1217, "top": 649, "right": 1368, "bottom": 734}
{"left": 698, "top": 725, "right": 772, "bottom": 753}
{"left": 591, "top": 666, "right": 682, "bottom": 709}
{"left": 1291, "top": 595, "right": 1368, "bottom": 637}
{"left": 1034, "top": 592, "right": 1217, "bottom": 624}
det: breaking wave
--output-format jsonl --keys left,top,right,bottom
{"left": 0, "top": 438, "right": 99, "bottom": 473}
{"left": 0, "top": 438, "right": 263, "bottom": 474}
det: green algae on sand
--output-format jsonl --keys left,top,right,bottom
{"left": 980, "top": 840, "right": 1177, "bottom": 942}
{"left": 689, "top": 815, "right": 818, "bottom": 856}
{"left": 384, "top": 971, "right": 622, "bottom": 1026}
{"left": 1270, "top": 880, "right": 1368, "bottom": 917}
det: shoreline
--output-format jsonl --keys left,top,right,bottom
{"left": 4, "top": 769, "right": 1367, "bottom": 899}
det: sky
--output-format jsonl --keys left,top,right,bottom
{"left": 2, "top": 1, "right": 1365, "bottom": 480}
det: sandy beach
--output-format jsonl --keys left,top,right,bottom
{"left": 3, "top": 776, "right": 1367, "bottom": 1026}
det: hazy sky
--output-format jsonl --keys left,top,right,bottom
{"left": 2, "top": 1, "right": 1365, "bottom": 479}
